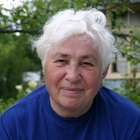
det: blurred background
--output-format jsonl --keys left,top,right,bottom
{"left": 0, "top": 0, "right": 140, "bottom": 113}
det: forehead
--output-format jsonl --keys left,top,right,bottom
{"left": 60, "top": 34, "right": 96, "bottom": 48}
{"left": 48, "top": 34, "right": 100, "bottom": 58}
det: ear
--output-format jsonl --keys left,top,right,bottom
{"left": 102, "top": 65, "right": 110, "bottom": 79}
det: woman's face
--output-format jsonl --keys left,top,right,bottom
{"left": 44, "top": 34, "right": 107, "bottom": 118}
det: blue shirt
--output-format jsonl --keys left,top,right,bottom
{"left": 0, "top": 84, "right": 140, "bottom": 140}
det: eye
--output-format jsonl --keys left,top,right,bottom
{"left": 54, "top": 59, "right": 67, "bottom": 65}
{"left": 82, "top": 62, "right": 94, "bottom": 67}
{"left": 56, "top": 59, "right": 65, "bottom": 62}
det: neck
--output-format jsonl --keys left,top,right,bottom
{"left": 50, "top": 97, "right": 93, "bottom": 118}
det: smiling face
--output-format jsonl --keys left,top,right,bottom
{"left": 44, "top": 34, "right": 107, "bottom": 118}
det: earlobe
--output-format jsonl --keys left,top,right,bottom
{"left": 102, "top": 65, "right": 109, "bottom": 79}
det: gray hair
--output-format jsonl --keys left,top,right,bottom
{"left": 33, "top": 8, "right": 117, "bottom": 70}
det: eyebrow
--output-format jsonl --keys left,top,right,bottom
{"left": 53, "top": 52, "right": 96, "bottom": 59}
{"left": 52, "top": 53, "right": 69, "bottom": 58}
{"left": 80, "top": 55, "right": 95, "bottom": 59}
{"left": 52, "top": 53, "right": 98, "bottom": 63}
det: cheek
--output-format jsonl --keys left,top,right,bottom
{"left": 44, "top": 66, "right": 65, "bottom": 87}
{"left": 83, "top": 70, "right": 103, "bottom": 88}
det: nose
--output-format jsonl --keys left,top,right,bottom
{"left": 65, "top": 64, "right": 81, "bottom": 83}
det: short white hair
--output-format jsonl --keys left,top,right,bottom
{"left": 33, "top": 8, "right": 117, "bottom": 70}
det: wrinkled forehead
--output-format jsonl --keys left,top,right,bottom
{"left": 46, "top": 34, "right": 101, "bottom": 61}
{"left": 42, "top": 34, "right": 103, "bottom": 71}
{"left": 56, "top": 33, "right": 100, "bottom": 50}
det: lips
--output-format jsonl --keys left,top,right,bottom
{"left": 60, "top": 87, "right": 84, "bottom": 96}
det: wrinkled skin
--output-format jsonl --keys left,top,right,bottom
{"left": 44, "top": 34, "right": 108, "bottom": 118}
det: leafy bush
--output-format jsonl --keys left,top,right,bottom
{"left": 114, "top": 69, "right": 140, "bottom": 108}
{"left": 0, "top": 80, "right": 38, "bottom": 115}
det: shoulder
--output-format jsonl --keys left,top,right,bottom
{"left": 0, "top": 84, "right": 50, "bottom": 139}
{"left": 0, "top": 84, "right": 48, "bottom": 127}
{"left": 98, "top": 86, "right": 140, "bottom": 139}
{"left": 99, "top": 86, "right": 140, "bottom": 115}
{"left": 0, "top": 84, "right": 48, "bottom": 138}
{"left": 5, "top": 83, "right": 46, "bottom": 108}
{"left": 99, "top": 87, "right": 139, "bottom": 111}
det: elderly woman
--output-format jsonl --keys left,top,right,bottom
{"left": 0, "top": 8, "right": 140, "bottom": 140}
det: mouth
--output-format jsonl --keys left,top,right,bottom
{"left": 60, "top": 87, "right": 84, "bottom": 96}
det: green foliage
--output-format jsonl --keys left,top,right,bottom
{"left": 121, "top": 27, "right": 140, "bottom": 64}
{"left": 104, "top": 1, "right": 140, "bottom": 107}
{"left": 123, "top": 78, "right": 140, "bottom": 108}
{"left": 114, "top": 71, "right": 140, "bottom": 108}
{"left": 0, "top": 34, "right": 40, "bottom": 98}
{"left": 0, "top": 98, "right": 15, "bottom": 114}
{"left": 114, "top": 26, "right": 140, "bottom": 108}
{"left": 0, "top": 80, "right": 38, "bottom": 114}
{"left": 0, "top": 0, "right": 139, "bottom": 107}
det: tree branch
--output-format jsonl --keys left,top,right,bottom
{"left": 0, "top": 29, "right": 132, "bottom": 39}
{"left": 0, "top": 29, "right": 39, "bottom": 35}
